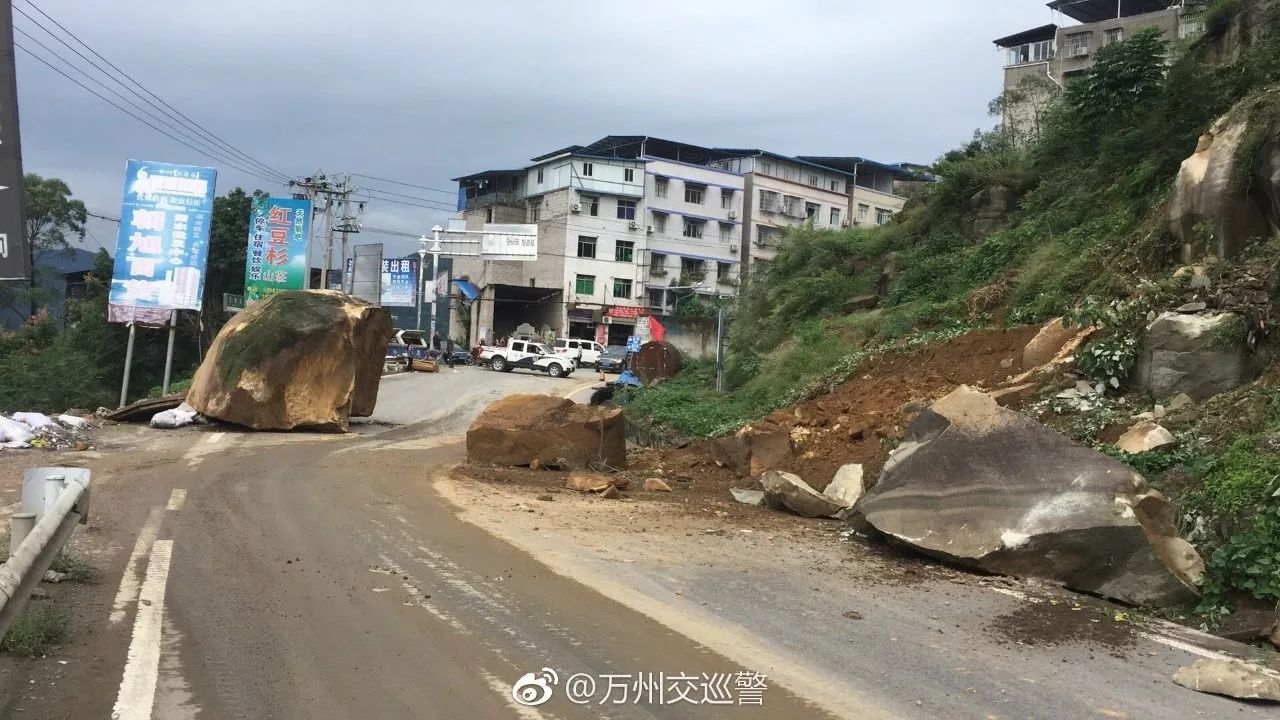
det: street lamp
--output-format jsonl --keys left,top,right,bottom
{"left": 416, "top": 235, "right": 429, "bottom": 331}
{"left": 428, "top": 225, "right": 442, "bottom": 344}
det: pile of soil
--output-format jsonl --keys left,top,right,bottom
{"left": 638, "top": 326, "right": 1043, "bottom": 491}
{"left": 470, "top": 393, "right": 614, "bottom": 430}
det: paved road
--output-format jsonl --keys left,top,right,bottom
{"left": 0, "top": 368, "right": 1272, "bottom": 719}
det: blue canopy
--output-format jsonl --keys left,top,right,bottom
{"left": 453, "top": 279, "right": 480, "bottom": 301}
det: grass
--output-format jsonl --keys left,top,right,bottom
{"left": 49, "top": 551, "right": 96, "bottom": 584}
{"left": 0, "top": 605, "right": 68, "bottom": 656}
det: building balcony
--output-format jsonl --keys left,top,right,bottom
{"left": 461, "top": 192, "right": 522, "bottom": 211}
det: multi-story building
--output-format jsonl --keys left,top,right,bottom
{"left": 449, "top": 136, "right": 916, "bottom": 345}
{"left": 994, "top": 1, "right": 1208, "bottom": 138}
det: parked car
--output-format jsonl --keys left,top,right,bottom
{"left": 596, "top": 345, "right": 628, "bottom": 373}
{"left": 553, "top": 338, "right": 605, "bottom": 368}
{"left": 480, "top": 340, "right": 575, "bottom": 378}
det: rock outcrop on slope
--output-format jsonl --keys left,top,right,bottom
{"left": 466, "top": 394, "right": 626, "bottom": 469}
{"left": 854, "top": 386, "right": 1204, "bottom": 606}
{"left": 1168, "top": 117, "right": 1272, "bottom": 261}
{"left": 186, "top": 290, "right": 391, "bottom": 431}
{"left": 1132, "top": 311, "right": 1258, "bottom": 401}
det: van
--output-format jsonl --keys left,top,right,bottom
{"left": 553, "top": 338, "right": 605, "bottom": 368}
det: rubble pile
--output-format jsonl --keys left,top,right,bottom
{"left": 0, "top": 412, "right": 94, "bottom": 450}
{"left": 466, "top": 394, "right": 626, "bottom": 469}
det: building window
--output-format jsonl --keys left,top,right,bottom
{"left": 1179, "top": 13, "right": 1205, "bottom": 38}
{"left": 761, "top": 161, "right": 774, "bottom": 176}
{"left": 624, "top": 168, "right": 635, "bottom": 182}
{"left": 875, "top": 208, "right": 893, "bottom": 225}
{"left": 782, "top": 166, "right": 798, "bottom": 182}
{"left": 650, "top": 252, "right": 667, "bottom": 276}
{"left": 758, "top": 189, "right": 781, "bottom": 212}
{"left": 1103, "top": 27, "right": 1123, "bottom": 46}
{"left": 577, "top": 235, "right": 597, "bottom": 258}
{"left": 536, "top": 168, "right": 544, "bottom": 183}
{"left": 717, "top": 261, "right": 732, "bottom": 282}
{"left": 652, "top": 213, "right": 666, "bottom": 234}
{"left": 830, "top": 179, "right": 842, "bottom": 192}
{"left": 582, "top": 162, "right": 594, "bottom": 177}
{"left": 807, "top": 173, "right": 819, "bottom": 187}
{"left": 655, "top": 176, "right": 668, "bottom": 198}
{"left": 805, "top": 202, "right": 820, "bottom": 222}
{"left": 830, "top": 207, "right": 842, "bottom": 226}
{"left": 782, "top": 195, "right": 803, "bottom": 217}
{"left": 612, "top": 278, "right": 633, "bottom": 299}
{"left": 681, "top": 257, "right": 705, "bottom": 279}
{"left": 1005, "top": 39, "right": 1055, "bottom": 66}
{"left": 617, "top": 199, "right": 637, "bottom": 220}
{"left": 755, "top": 225, "right": 776, "bottom": 247}
{"left": 685, "top": 183, "right": 705, "bottom": 205}
{"left": 721, "top": 188, "right": 733, "bottom": 209}
{"left": 575, "top": 274, "right": 595, "bottom": 295}
{"left": 683, "top": 218, "right": 704, "bottom": 239}
{"left": 719, "top": 222, "right": 732, "bottom": 242}
{"left": 648, "top": 288, "right": 665, "bottom": 310}
{"left": 528, "top": 199, "right": 541, "bottom": 222}
{"left": 1063, "top": 32, "right": 1090, "bottom": 58}
{"left": 857, "top": 203, "right": 869, "bottom": 223}
{"left": 616, "top": 240, "right": 634, "bottom": 262}
{"left": 580, "top": 194, "right": 599, "bottom": 216}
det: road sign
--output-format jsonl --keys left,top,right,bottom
{"left": 481, "top": 223, "right": 537, "bottom": 261}
{"left": 0, "top": 4, "right": 27, "bottom": 281}
{"left": 108, "top": 160, "right": 217, "bottom": 313}
{"left": 245, "top": 196, "right": 311, "bottom": 302}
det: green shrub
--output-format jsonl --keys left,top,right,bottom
{"left": 0, "top": 605, "right": 68, "bottom": 656}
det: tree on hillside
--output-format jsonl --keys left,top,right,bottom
{"left": 19, "top": 174, "right": 88, "bottom": 318}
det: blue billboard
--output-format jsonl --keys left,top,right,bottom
{"left": 109, "top": 160, "right": 217, "bottom": 311}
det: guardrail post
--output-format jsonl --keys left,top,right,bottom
{"left": 8, "top": 513, "right": 35, "bottom": 557}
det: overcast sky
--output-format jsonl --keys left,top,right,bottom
{"left": 15, "top": 0, "right": 1054, "bottom": 259}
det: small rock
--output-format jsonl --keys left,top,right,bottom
{"left": 530, "top": 458, "right": 541, "bottom": 471}
{"left": 1075, "top": 380, "right": 1099, "bottom": 396}
{"left": 703, "top": 528, "right": 726, "bottom": 536}
{"left": 1217, "top": 607, "right": 1280, "bottom": 643}
{"left": 1256, "top": 432, "right": 1280, "bottom": 454}
{"left": 989, "top": 383, "right": 1037, "bottom": 408}
{"left": 842, "top": 610, "right": 863, "bottom": 620}
{"left": 565, "top": 471, "right": 612, "bottom": 492}
{"left": 823, "top": 464, "right": 864, "bottom": 507}
{"left": 730, "top": 488, "right": 765, "bottom": 506}
{"left": 31, "top": 588, "right": 49, "bottom": 600}
{"left": 535, "top": 493, "right": 554, "bottom": 502}
{"left": 643, "top": 478, "right": 673, "bottom": 492}
{"left": 1152, "top": 404, "right": 1166, "bottom": 419}
{"left": 1116, "top": 422, "right": 1176, "bottom": 454}
{"left": 1172, "top": 659, "right": 1280, "bottom": 702}
{"left": 1189, "top": 274, "right": 1212, "bottom": 290}
{"left": 1175, "top": 301, "right": 1208, "bottom": 313}
{"left": 999, "top": 358, "right": 1013, "bottom": 369}
{"left": 598, "top": 485, "right": 622, "bottom": 499}
{"left": 1167, "top": 393, "right": 1195, "bottom": 412}
{"left": 42, "top": 571, "right": 66, "bottom": 584}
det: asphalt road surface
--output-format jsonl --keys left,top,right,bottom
{"left": 0, "top": 366, "right": 1273, "bottom": 719}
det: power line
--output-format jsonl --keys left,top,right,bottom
{"left": 363, "top": 186, "right": 459, "bottom": 207}
{"left": 86, "top": 211, "right": 120, "bottom": 223}
{"left": 16, "top": 0, "right": 292, "bottom": 183}
{"left": 14, "top": 40, "right": 285, "bottom": 187}
{"left": 13, "top": 26, "right": 284, "bottom": 182}
{"left": 351, "top": 173, "right": 456, "bottom": 197}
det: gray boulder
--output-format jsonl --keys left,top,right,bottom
{"left": 970, "top": 185, "right": 1017, "bottom": 237}
{"left": 1132, "top": 312, "right": 1257, "bottom": 401}
{"left": 760, "top": 470, "right": 848, "bottom": 519}
{"left": 854, "top": 386, "right": 1203, "bottom": 606}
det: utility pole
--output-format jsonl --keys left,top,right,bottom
{"left": 333, "top": 177, "right": 362, "bottom": 293}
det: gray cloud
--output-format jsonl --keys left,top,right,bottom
{"left": 15, "top": 0, "right": 1052, "bottom": 258}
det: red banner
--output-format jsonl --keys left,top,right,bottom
{"left": 606, "top": 305, "right": 641, "bottom": 320}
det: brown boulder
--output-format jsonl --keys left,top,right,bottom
{"left": 643, "top": 478, "right": 673, "bottom": 492}
{"left": 1021, "top": 317, "right": 1079, "bottom": 369}
{"left": 747, "top": 422, "right": 793, "bottom": 477}
{"left": 467, "top": 395, "right": 626, "bottom": 469}
{"left": 186, "top": 290, "right": 390, "bottom": 431}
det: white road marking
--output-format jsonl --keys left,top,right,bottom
{"left": 185, "top": 457, "right": 202, "bottom": 468}
{"left": 110, "top": 506, "right": 165, "bottom": 625}
{"left": 165, "top": 490, "right": 186, "bottom": 511}
{"left": 111, "top": 539, "right": 174, "bottom": 720}
{"left": 205, "top": 432, "right": 224, "bottom": 444}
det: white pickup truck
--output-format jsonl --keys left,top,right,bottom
{"left": 479, "top": 340, "right": 576, "bottom": 378}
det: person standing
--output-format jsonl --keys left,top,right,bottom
{"left": 445, "top": 336, "right": 456, "bottom": 370}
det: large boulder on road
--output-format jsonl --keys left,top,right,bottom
{"left": 854, "top": 386, "right": 1203, "bottom": 606}
{"left": 1132, "top": 312, "right": 1257, "bottom": 401}
{"left": 760, "top": 470, "right": 848, "bottom": 519}
{"left": 467, "top": 394, "right": 626, "bottom": 469}
{"left": 186, "top": 290, "right": 391, "bottom": 431}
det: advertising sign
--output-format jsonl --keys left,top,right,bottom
{"left": 381, "top": 258, "right": 418, "bottom": 307}
{"left": 108, "top": 160, "right": 216, "bottom": 313}
{"left": 0, "top": 4, "right": 27, "bottom": 281}
{"left": 245, "top": 196, "right": 311, "bottom": 302}
{"left": 480, "top": 223, "right": 537, "bottom": 261}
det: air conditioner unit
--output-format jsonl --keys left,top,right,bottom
{"left": 646, "top": 224, "right": 655, "bottom": 233}
{"left": 570, "top": 203, "right": 581, "bottom": 213}
{"left": 728, "top": 210, "right": 738, "bottom": 220}
{"left": 628, "top": 221, "right": 639, "bottom": 230}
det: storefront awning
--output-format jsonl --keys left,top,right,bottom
{"left": 453, "top": 279, "right": 480, "bottom": 301}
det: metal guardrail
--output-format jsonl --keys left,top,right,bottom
{"left": 0, "top": 468, "right": 91, "bottom": 639}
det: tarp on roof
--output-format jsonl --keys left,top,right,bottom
{"left": 453, "top": 278, "right": 480, "bottom": 301}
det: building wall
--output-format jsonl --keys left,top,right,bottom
{"left": 1055, "top": 9, "right": 1180, "bottom": 76}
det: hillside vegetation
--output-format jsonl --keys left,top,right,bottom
{"left": 629, "top": 4, "right": 1280, "bottom": 617}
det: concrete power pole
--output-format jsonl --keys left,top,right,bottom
{"left": 334, "top": 178, "right": 363, "bottom": 293}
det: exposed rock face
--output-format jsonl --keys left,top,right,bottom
{"left": 855, "top": 386, "right": 1202, "bottom": 605}
{"left": 760, "top": 470, "right": 847, "bottom": 519}
{"left": 1173, "top": 659, "right": 1280, "bottom": 702}
{"left": 186, "top": 290, "right": 390, "bottom": 431}
{"left": 970, "top": 185, "right": 1017, "bottom": 236}
{"left": 466, "top": 394, "right": 626, "bottom": 469}
{"left": 1132, "top": 312, "right": 1257, "bottom": 401}
{"left": 1168, "top": 116, "right": 1272, "bottom": 261}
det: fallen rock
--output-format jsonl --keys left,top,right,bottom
{"left": 1167, "top": 393, "right": 1195, "bottom": 412}
{"left": 643, "top": 478, "right": 673, "bottom": 492}
{"left": 42, "top": 570, "right": 65, "bottom": 584}
{"left": 823, "top": 464, "right": 864, "bottom": 507}
{"left": 186, "top": 290, "right": 391, "bottom": 431}
{"left": 730, "top": 488, "right": 765, "bottom": 506}
{"left": 56, "top": 414, "right": 89, "bottom": 430}
{"left": 1172, "top": 659, "right": 1280, "bottom": 702}
{"left": 1217, "top": 606, "right": 1280, "bottom": 643}
{"left": 1116, "top": 422, "right": 1176, "bottom": 454}
{"left": 1022, "top": 317, "right": 1079, "bottom": 369}
{"left": 467, "top": 394, "right": 626, "bottom": 469}
{"left": 855, "top": 386, "right": 1203, "bottom": 605}
{"left": 598, "top": 485, "right": 622, "bottom": 499}
{"left": 535, "top": 493, "right": 554, "bottom": 502}
{"left": 565, "top": 472, "right": 613, "bottom": 492}
{"left": 760, "top": 470, "right": 847, "bottom": 519}
{"left": 1133, "top": 312, "right": 1258, "bottom": 401}
{"left": 1176, "top": 301, "right": 1208, "bottom": 313}
{"left": 710, "top": 434, "right": 751, "bottom": 477}
{"left": 989, "top": 382, "right": 1037, "bottom": 408}
{"left": 746, "top": 423, "right": 793, "bottom": 477}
